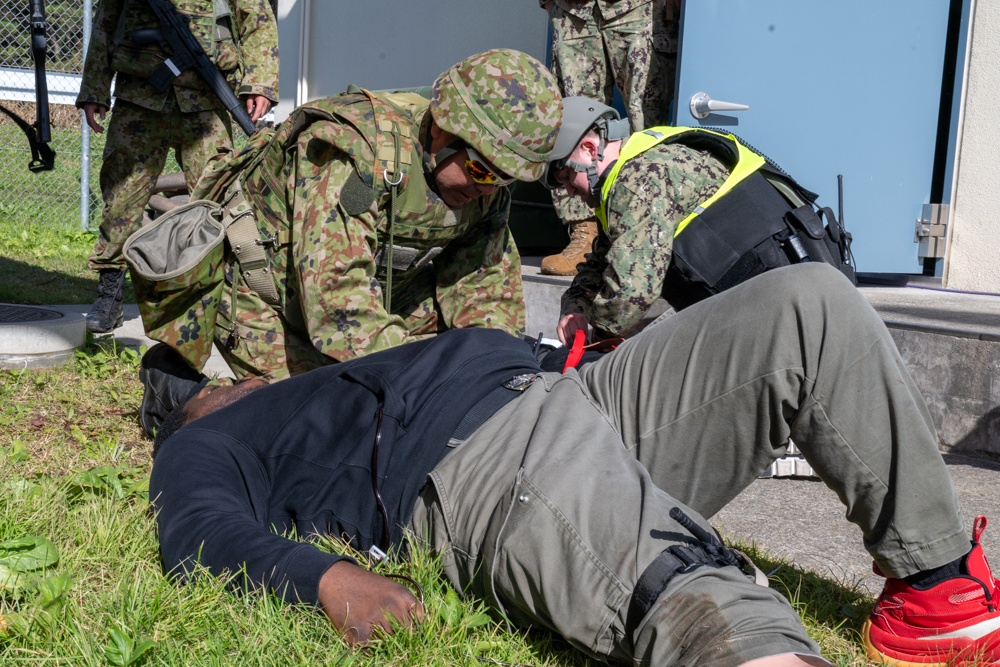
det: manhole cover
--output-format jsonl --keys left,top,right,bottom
{"left": 0, "top": 304, "right": 64, "bottom": 323}
{"left": 0, "top": 305, "right": 84, "bottom": 369}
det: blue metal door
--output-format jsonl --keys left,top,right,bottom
{"left": 675, "top": 1, "right": 952, "bottom": 274}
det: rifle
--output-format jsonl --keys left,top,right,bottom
{"left": 132, "top": 0, "right": 256, "bottom": 135}
{"left": 0, "top": 0, "right": 56, "bottom": 172}
{"left": 30, "top": 0, "right": 51, "bottom": 146}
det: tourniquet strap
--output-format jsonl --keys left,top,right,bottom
{"left": 625, "top": 544, "right": 729, "bottom": 644}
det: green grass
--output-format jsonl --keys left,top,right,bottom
{"left": 0, "top": 339, "right": 595, "bottom": 667}
{"left": 0, "top": 224, "right": 103, "bottom": 304}
{"left": 0, "top": 218, "right": 877, "bottom": 665}
{"left": 0, "top": 339, "right": 877, "bottom": 667}
{"left": 0, "top": 123, "right": 102, "bottom": 230}
{"left": 0, "top": 122, "right": 136, "bottom": 304}
{"left": 0, "top": 102, "right": 216, "bottom": 305}
{"left": 0, "top": 120, "right": 103, "bottom": 304}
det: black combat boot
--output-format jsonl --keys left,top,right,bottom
{"left": 86, "top": 268, "right": 126, "bottom": 333}
{"left": 139, "top": 343, "right": 208, "bottom": 441}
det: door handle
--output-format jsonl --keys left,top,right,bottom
{"left": 689, "top": 92, "right": 750, "bottom": 119}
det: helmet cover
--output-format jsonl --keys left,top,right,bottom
{"left": 431, "top": 49, "right": 562, "bottom": 182}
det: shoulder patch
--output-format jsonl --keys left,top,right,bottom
{"left": 340, "top": 169, "right": 376, "bottom": 216}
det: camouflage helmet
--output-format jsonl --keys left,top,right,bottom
{"left": 430, "top": 49, "right": 562, "bottom": 182}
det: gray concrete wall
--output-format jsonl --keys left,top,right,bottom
{"left": 888, "top": 327, "right": 1000, "bottom": 456}
{"left": 274, "top": 0, "right": 549, "bottom": 121}
{"left": 946, "top": 0, "right": 1000, "bottom": 292}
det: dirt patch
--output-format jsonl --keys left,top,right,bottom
{"left": 0, "top": 100, "right": 80, "bottom": 130}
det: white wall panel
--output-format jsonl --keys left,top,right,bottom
{"left": 276, "top": 0, "right": 548, "bottom": 122}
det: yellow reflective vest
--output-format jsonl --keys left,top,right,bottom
{"left": 596, "top": 126, "right": 765, "bottom": 235}
{"left": 595, "top": 126, "right": 855, "bottom": 310}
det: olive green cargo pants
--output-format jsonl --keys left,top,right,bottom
{"left": 409, "top": 263, "right": 967, "bottom": 666}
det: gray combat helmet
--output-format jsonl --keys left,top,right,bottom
{"left": 542, "top": 96, "right": 631, "bottom": 191}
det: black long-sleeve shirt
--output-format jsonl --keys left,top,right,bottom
{"left": 150, "top": 329, "right": 541, "bottom": 604}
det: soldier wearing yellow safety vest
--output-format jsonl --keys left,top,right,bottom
{"left": 542, "top": 96, "right": 855, "bottom": 346}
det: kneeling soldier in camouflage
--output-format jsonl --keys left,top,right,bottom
{"left": 127, "top": 49, "right": 562, "bottom": 382}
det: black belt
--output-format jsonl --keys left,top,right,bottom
{"left": 625, "top": 507, "right": 752, "bottom": 645}
{"left": 451, "top": 374, "right": 535, "bottom": 441}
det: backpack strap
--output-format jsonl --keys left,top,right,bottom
{"left": 359, "top": 88, "right": 419, "bottom": 312}
{"left": 216, "top": 92, "right": 419, "bottom": 314}
{"left": 221, "top": 181, "right": 281, "bottom": 307}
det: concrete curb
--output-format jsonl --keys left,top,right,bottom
{"left": 0, "top": 304, "right": 86, "bottom": 369}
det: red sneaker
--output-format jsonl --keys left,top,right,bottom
{"left": 863, "top": 516, "right": 1000, "bottom": 666}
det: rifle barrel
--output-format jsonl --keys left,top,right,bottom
{"left": 143, "top": 0, "right": 257, "bottom": 136}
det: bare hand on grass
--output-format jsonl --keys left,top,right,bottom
{"left": 318, "top": 560, "right": 425, "bottom": 645}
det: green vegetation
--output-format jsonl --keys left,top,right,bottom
{"left": 0, "top": 218, "right": 875, "bottom": 665}
{"left": 0, "top": 339, "right": 595, "bottom": 666}
{"left": 0, "top": 339, "right": 875, "bottom": 666}
{"left": 0, "top": 135, "right": 139, "bottom": 305}
{"left": 0, "top": 221, "right": 100, "bottom": 304}
{"left": 0, "top": 121, "right": 103, "bottom": 233}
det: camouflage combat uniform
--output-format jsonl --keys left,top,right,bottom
{"left": 77, "top": 0, "right": 279, "bottom": 272}
{"left": 155, "top": 49, "right": 561, "bottom": 381}
{"left": 560, "top": 139, "right": 728, "bottom": 338}
{"left": 544, "top": 0, "right": 679, "bottom": 224}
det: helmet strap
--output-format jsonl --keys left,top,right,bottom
{"left": 562, "top": 117, "right": 626, "bottom": 198}
{"left": 562, "top": 158, "right": 603, "bottom": 198}
{"left": 420, "top": 116, "right": 438, "bottom": 171}
{"left": 589, "top": 120, "right": 614, "bottom": 196}
{"left": 592, "top": 159, "right": 616, "bottom": 199}
{"left": 587, "top": 117, "right": 628, "bottom": 197}
{"left": 423, "top": 139, "right": 465, "bottom": 187}
{"left": 587, "top": 161, "right": 603, "bottom": 198}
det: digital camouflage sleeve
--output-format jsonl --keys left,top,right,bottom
{"left": 559, "top": 141, "right": 727, "bottom": 337}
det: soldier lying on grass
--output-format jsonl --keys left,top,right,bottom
{"left": 145, "top": 265, "right": 1000, "bottom": 667}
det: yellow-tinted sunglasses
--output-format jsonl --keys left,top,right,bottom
{"left": 464, "top": 145, "right": 515, "bottom": 187}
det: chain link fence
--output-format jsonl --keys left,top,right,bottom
{"left": 0, "top": 0, "right": 185, "bottom": 234}
{"left": 0, "top": 0, "right": 100, "bottom": 230}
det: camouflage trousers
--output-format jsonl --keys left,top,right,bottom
{"left": 548, "top": 0, "right": 679, "bottom": 224}
{"left": 89, "top": 98, "right": 233, "bottom": 271}
{"left": 215, "top": 266, "right": 444, "bottom": 382}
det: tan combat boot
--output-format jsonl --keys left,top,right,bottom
{"left": 540, "top": 218, "right": 598, "bottom": 276}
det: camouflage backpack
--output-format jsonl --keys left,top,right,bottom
{"left": 125, "top": 89, "right": 424, "bottom": 371}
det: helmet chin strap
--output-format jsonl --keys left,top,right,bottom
{"left": 564, "top": 128, "right": 608, "bottom": 197}
{"left": 558, "top": 116, "right": 629, "bottom": 198}
{"left": 563, "top": 158, "right": 602, "bottom": 197}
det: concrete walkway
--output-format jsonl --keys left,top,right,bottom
{"left": 712, "top": 453, "right": 1000, "bottom": 596}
